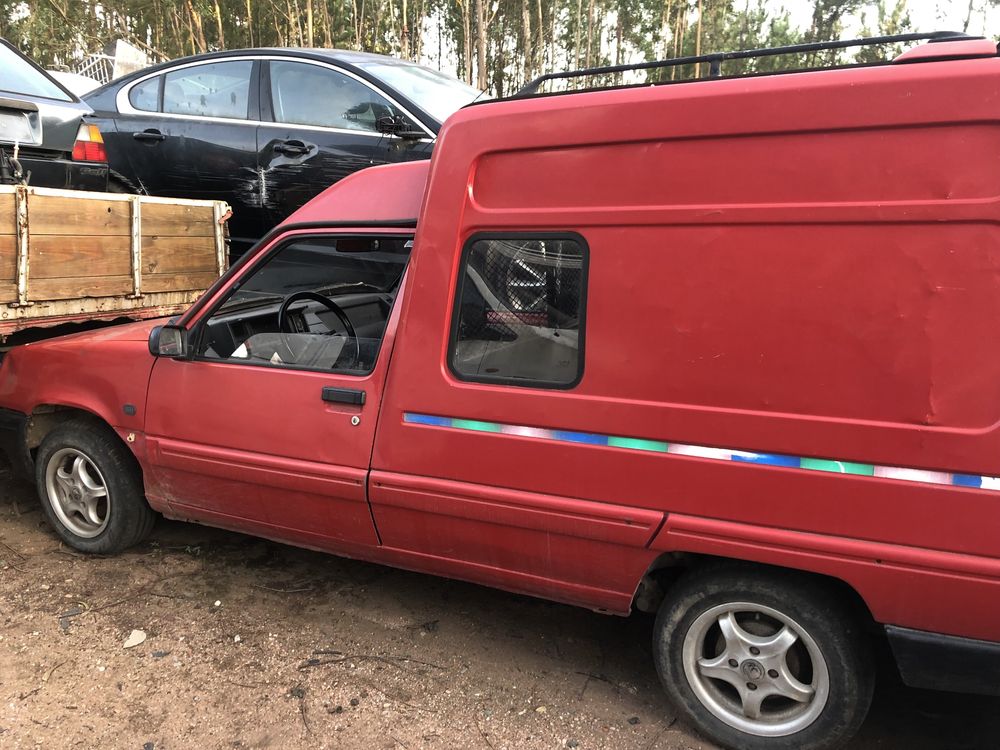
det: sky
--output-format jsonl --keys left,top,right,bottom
{"left": 782, "top": 0, "right": 999, "bottom": 37}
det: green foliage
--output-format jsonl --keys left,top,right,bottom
{"left": 0, "top": 0, "right": 975, "bottom": 96}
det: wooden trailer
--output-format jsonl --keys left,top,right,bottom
{"left": 0, "top": 185, "right": 229, "bottom": 339}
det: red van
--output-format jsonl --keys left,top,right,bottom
{"left": 1, "top": 32, "right": 998, "bottom": 750}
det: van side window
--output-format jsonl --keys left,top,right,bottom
{"left": 197, "top": 236, "right": 411, "bottom": 374}
{"left": 451, "top": 235, "right": 587, "bottom": 388}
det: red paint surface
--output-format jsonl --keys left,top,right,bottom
{"left": 2, "top": 45, "right": 1000, "bottom": 645}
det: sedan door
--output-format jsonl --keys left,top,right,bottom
{"left": 109, "top": 59, "right": 266, "bottom": 253}
{"left": 257, "top": 59, "right": 431, "bottom": 229}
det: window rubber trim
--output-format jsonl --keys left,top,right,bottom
{"left": 178, "top": 219, "right": 418, "bottom": 328}
{"left": 447, "top": 230, "right": 589, "bottom": 391}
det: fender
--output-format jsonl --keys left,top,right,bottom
{"left": 651, "top": 513, "right": 1000, "bottom": 642}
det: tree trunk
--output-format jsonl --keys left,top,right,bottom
{"left": 401, "top": 0, "right": 410, "bottom": 58}
{"left": 475, "top": 0, "right": 487, "bottom": 89}
{"left": 615, "top": 5, "right": 623, "bottom": 83}
{"left": 695, "top": 0, "right": 703, "bottom": 77}
{"left": 322, "top": 0, "right": 333, "bottom": 46}
{"left": 535, "top": 0, "right": 544, "bottom": 76}
{"left": 462, "top": 0, "right": 472, "bottom": 85}
{"left": 574, "top": 0, "right": 582, "bottom": 70}
{"left": 214, "top": 0, "right": 225, "bottom": 48}
{"left": 522, "top": 0, "right": 533, "bottom": 83}
{"left": 585, "top": 0, "right": 594, "bottom": 67}
{"left": 246, "top": 0, "right": 254, "bottom": 46}
{"left": 184, "top": 0, "right": 206, "bottom": 53}
{"left": 660, "top": 0, "right": 673, "bottom": 60}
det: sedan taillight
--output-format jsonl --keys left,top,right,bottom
{"left": 72, "top": 123, "right": 107, "bottom": 162}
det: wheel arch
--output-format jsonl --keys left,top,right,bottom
{"left": 25, "top": 404, "right": 141, "bottom": 475}
{"left": 632, "top": 551, "right": 878, "bottom": 633}
{"left": 27, "top": 404, "right": 109, "bottom": 450}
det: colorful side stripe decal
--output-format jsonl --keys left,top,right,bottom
{"left": 402, "top": 412, "right": 1000, "bottom": 491}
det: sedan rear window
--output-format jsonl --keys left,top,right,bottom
{"left": 163, "top": 61, "right": 252, "bottom": 119}
{"left": 0, "top": 43, "right": 72, "bottom": 101}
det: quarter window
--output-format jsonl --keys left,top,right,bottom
{"left": 451, "top": 235, "right": 587, "bottom": 388}
{"left": 269, "top": 61, "right": 415, "bottom": 132}
{"left": 128, "top": 76, "right": 161, "bottom": 111}
{"left": 163, "top": 61, "right": 252, "bottom": 119}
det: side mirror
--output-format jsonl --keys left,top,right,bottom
{"left": 149, "top": 325, "right": 188, "bottom": 358}
{"left": 375, "top": 115, "right": 426, "bottom": 141}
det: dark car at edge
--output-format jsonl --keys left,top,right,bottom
{"left": 83, "top": 48, "right": 482, "bottom": 256}
{"left": 1, "top": 38, "right": 109, "bottom": 190}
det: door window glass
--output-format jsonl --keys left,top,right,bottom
{"left": 199, "top": 236, "right": 411, "bottom": 373}
{"left": 451, "top": 235, "right": 587, "bottom": 388}
{"left": 269, "top": 61, "right": 416, "bottom": 132}
{"left": 128, "top": 76, "right": 161, "bottom": 111}
{"left": 163, "top": 61, "right": 252, "bottom": 119}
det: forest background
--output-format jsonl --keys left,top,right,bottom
{"left": 3, "top": 0, "right": 999, "bottom": 96}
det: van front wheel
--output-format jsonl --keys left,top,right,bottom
{"left": 35, "top": 420, "right": 155, "bottom": 554}
{"left": 653, "top": 565, "right": 874, "bottom": 750}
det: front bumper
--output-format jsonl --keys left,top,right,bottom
{"left": 887, "top": 625, "right": 1000, "bottom": 696}
{"left": 0, "top": 407, "right": 31, "bottom": 479}
{"left": 18, "top": 155, "right": 108, "bottom": 192}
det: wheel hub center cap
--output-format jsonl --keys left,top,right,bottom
{"left": 69, "top": 487, "right": 82, "bottom": 502}
{"left": 740, "top": 659, "right": 765, "bottom": 681}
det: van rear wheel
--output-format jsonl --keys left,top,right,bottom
{"left": 35, "top": 420, "right": 155, "bottom": 554}
{"left": 653, "top": 565, "right": 874, "bottom": 750}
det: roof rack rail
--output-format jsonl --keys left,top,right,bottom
{"left": 516, "top": 30, "right": 980, "bottom": 96}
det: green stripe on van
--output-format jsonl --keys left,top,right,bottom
{"left": 608, "top": 436, "right": 670, "bottom": 452}
{"left": 799, "top": 458, "right": 875, "bottom": 475}
{"left": 451, "top": 419, "right": 502, "bottom": 433}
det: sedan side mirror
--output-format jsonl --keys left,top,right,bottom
{"left": 375, "top": 115, "right": 426, "bottom": 141}
{"left": 149, "top": 325, "right": 189, "bottom": 358}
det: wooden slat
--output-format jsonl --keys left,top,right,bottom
{"left": 142, "top": 202, "right": 216, "bottom": 237}
{"left": 0, "top": 193, "right": 13, "bottom": 236}
{"left": 29, "top": 276, "right": 133, "bottom": 301}
{"left": 144, "top": 271, "right": 219, "bottom": 293}
{"left": 28, "top": 235, "right": 131, "bottom": 279}
{"left": 0, "top": 235, "right": 17, "bottom": 281}
{"left": 29, "top": 195, "right": 130, "bottom": 236}
{"left": 0, "top": 233, "right": 16, "bottom": 303}
{"left": 142, "top": 235, "right": 218, "bottom": 274}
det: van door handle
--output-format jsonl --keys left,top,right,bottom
{"left": 322, "top": 387, "right": 365, "bottom": 405}
{"left": 133, "top": 129, "right": 166, "bottom": 142}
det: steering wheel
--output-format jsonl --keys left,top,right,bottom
{"left": 277, "top": 291, "right": 360, "bottom": 367}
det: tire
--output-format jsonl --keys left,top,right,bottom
{"left": 35, "top": 419, "right": 155, "bottom": 554}
{"left": 107, "top": 170, "right": 139, "bottom": 194}
{"left": 653, "top": 564, "right": 874, "bottom": 750}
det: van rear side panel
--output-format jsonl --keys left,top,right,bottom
{"left": 374, "top": 56, "right": 1000, "bottom": 632}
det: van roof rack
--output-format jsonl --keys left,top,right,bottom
{"left": 515, "top": 31, "right": 985, "bottom": 97}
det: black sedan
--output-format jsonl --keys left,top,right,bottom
{"left": 1, "top": 38, "right": 109, "bottom": 190}
{"left": 84, "top": 48, "right": 482, "bottom": 256}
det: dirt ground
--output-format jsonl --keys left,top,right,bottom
{"left": 2, "top": 467, "right": 999, "bottom": 750}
